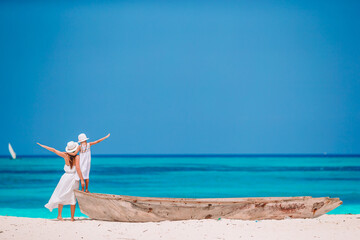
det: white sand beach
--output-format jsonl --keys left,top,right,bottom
{"left": 0, "top": 215, "right": 359, "bottom": 240}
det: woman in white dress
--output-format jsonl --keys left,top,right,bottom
{"left": 37, "top": 141, "right": 85, "bottom": 221}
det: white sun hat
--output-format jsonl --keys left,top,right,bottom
{"left": 78, "top": 133, "right": 89, "bottom": 143}
{"left": 65, "top": 141, "right": 79, "bottom": 153}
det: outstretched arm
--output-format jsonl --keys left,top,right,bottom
{"left": 37, "top": 143, "right": 66, "bottom": 158}
{"left": 90, "top": 133, "right": 110, "bottom": 146}
{"left": 75, "top": 155, "right": 85, "bottom": 190}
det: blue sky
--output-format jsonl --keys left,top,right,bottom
{"left": 1, "top": 0, "right": 360, "bottom": 155}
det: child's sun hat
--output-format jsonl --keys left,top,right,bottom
{"left": 78, "top": 133, "right": 89, "bottom": 143}
{"left": 65, "top": 141, "right": 79, "bottom": 153}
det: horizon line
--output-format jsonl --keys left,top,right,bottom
{"left": 1, "top": 153, "right": 360, "bottom": 158}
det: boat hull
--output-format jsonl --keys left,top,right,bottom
{"left": 75, "top": 190, "right": 342, "bottom": 222}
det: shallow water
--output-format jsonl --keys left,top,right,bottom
{"left": 0, "top": 156, "right": 359, "bottom": 218}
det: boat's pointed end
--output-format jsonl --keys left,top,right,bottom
{"left": 331, "top": 197, "right": 343, "bottom": 206}
{"left": 324, "top": 197, "right": 343, "bottom": 214}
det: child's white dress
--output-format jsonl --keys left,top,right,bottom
{"left": 45, "top": 165, "right": 79, "bottom": 211}
{"left": 75, "top": 143, "right": 91, "bottom": 180}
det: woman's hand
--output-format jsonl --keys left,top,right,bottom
{"left": 81, "top": 179, "right": 85, "bottom": 190}
{"left": 36, "top": 143, "right": 66, "bottom": 158}
{"left": 75, "top": 155, "right": 85, "bottom": 191}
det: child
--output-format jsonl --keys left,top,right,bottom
{"left": 75, "top": 133, "right": 110, "bottom": 192}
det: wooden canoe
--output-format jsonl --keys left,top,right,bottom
{"left": 74, "top": 190, "right": 342, "bottom": 222}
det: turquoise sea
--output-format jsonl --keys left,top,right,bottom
{"left": 0, "top": 156, "right": 359, "bottom": 219}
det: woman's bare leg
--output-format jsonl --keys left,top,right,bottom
{"left": 85, "top": 179, "right": 90, "bottom": 193}
{"left": 57, "top": 204, "right": 64, "bottom": 221}
{"left": 70, "top": 205, "right": 76, "bottom": 221}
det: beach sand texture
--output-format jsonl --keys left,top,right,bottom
{"left": 0, "top": 215, "right": 359, "bottom": 240}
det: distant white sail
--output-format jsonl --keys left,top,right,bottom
{"left": 8, "top": 143, "right": 16, "bottom": 159}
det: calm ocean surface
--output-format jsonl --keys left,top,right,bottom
{"left": 0, "top": 156, "right": 359, "bottom": 218}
